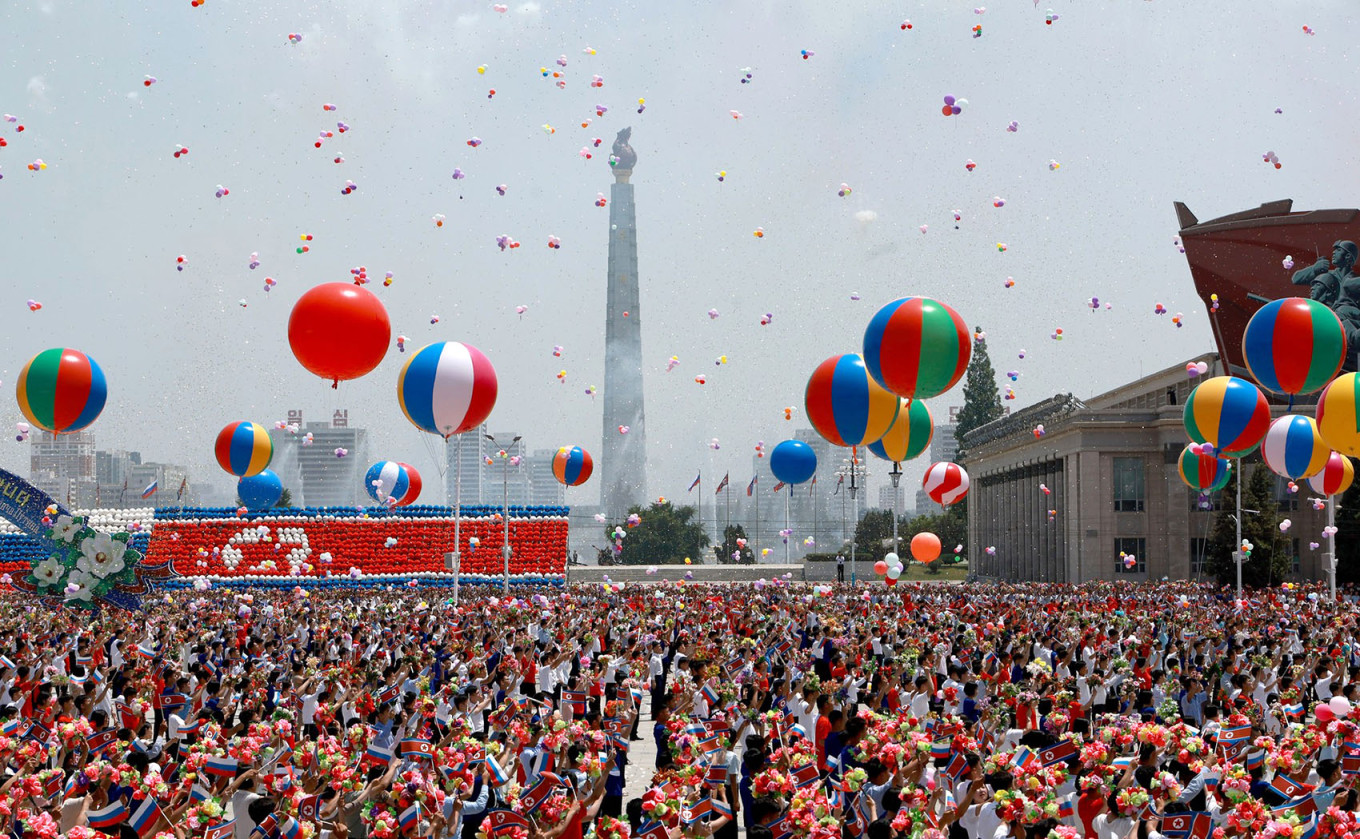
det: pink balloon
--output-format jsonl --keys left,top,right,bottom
{"left": 1316, "top": 703, "right": 1335, "bottom": 722}
{"left": 1331, "top": 696, "right": 1352, "bottom": 718}
{"left": 873, "top": 560, "right": 888, "bottom": 575}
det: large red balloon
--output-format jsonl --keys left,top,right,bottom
{"left": 288, "top": 283, "right": 391, "bottom": 387}
{"left": 396, "top": 462, "right": 423, "bottom": 507}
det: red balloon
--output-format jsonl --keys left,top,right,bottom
{"left": 288, "top": 283, "right": 391, "bottom": 387}
{"left": 395, "top": 462, "right": 423, "bottom": 506}
{"left": 941, "top": 105, "right": 953, "bottom": 117}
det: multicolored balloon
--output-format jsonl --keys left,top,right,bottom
{"left": 868, "top": 398, "right": 933, "bottom": 463}
{"left": 214, "top": 421, "right": 273, "bottom": 477}
{"left": 804, "top": 353, "right": 900, "bottom": 448}
{"left": 397, "top": 342, "right": 499, "bottom": 438}
{"left": 770, "top": 439, "right": 818, "bottom": 485}
{"left": 552, "top": 446, "right": 594, "bottom": 486}
{"left": 1183, "top": 376, "right": 1270, "bottom": 457}
{"left": 238, "top": 469, "right": 283, "bottom": 510}
{"left": 1307, "top": 452, "right": 1356, "bottom": 496}
{"left": 1177, "top": 444, "right": 1232, "bottom": 492}
{"left": 365, "top": 461, "right": 416, "bottom": 505}
{"left": 922, "top": 461, "right": 969, "bottom": 507}
{"left": 1243, "top": 298, "right": 1346, "bottom": 396}
{"left": 395, "top": 462, "right": 422, "bottom": 506}
{"left": 15, "top": 348, "right": 107, "bottom": 434}
{"left": 1316, "top": 373, "right": 1360, "bottom": 457}
{"left": 1261, "top": 415, "right": 1330, "bottom": 480}
{"left": 862, "top": 297, "right": 970, "bottom": 400}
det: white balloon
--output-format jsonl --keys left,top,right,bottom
{"left": 886, "top": 566, "right": 902, "bottom": 580}
{"left": 884, "top": 552, "right": 900, "bottom": 566}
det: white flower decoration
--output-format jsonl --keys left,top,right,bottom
{"left": 77, "top": 532, "right": 127, "bottom": 579}
{"left": 33, "top": 556, "right": 65, "bottom": 587}
{"left": 51, "top": 515, "right": 82, "bottom": 543}
{"left": 64, "top": 568, "right": 97, "bottom": 602}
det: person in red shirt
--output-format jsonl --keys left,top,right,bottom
{"left": 815, "top": 701, "right": 833, "bottom": 770}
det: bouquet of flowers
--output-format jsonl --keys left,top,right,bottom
{"left": 1113, "top": 786, "right": 1149, "bottom": 817}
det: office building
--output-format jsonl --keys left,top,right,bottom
{"left": 30, "top": 431, "right": 97, "bottom": 508}
{"left": 964, "top": 353, "right": 1324, "bottom": 583}
{"left": 444, "top": 424, "right": 488, "bottom": 507}
{"left": 272, "top": 409, "right": 371, "bottom": 508}
{"left": 527, "top": 449, "right": 566, "bottom": 507}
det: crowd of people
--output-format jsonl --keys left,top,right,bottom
{"left": 1, "top": 579, "right": 1359, "bottom": 839}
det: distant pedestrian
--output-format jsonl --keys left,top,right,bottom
{"left": 836, "top": 553, "right": 845, "bottom": 582}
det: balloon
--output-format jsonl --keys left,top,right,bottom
{"left": 1243, "top": 298, "right": 1346, "bottom": 396}
{"left": 552, "top": 446, "right": 594, "bottom": 486}
{"left": 922, "top": 462, "right": 970, "bottom": 507}
{"left": 1177, "top": 445, "right": 1232, "bottom": 492}
{"left": 883, "top": 577, "right": 897, "bottom": 587}
{"left": 1331, "top": 696, "right": 1352, "bottom": 718}
{"left": 885, "top": 565, "right": 901, "bottom": 580}
{"left": 872, "top": 560, "right": 888, "bottom": 575}
{"left": 1183, "top": 376, "right": 1270, "bottom": 458}
{"left": 804, "top": 353, "right": 900, "bottom": 447}
{"left": 288, "top": 283, "right": 391, "bottom": 387}
{"left": 1262, "top": 415, "right": 1330, "bottom": 480}
{"left": 1307, "top": 452, "right": 1355, "bottom": 496}
{"left": 397, "top": 342, "right": 499, "bottom": 438}
{"left": 214, "top": 422, "right": 273, "bottom": 477}
{"left": 1315, "top": 703, "right": 1335, "bottom": 723}
{"left": 395, "top": 462, "right": 423, "bottom": 506}
{"left": 863, "top": 297, "right": 971, "bottom": 400}
{"left": 15, "top": 348, "right": 107, "bottom": 434}
{"left": 884, "top": 552, "right": 900, "bottom": 567}
{"left": 770, "top": 440, "right": 818, "bottom": 485}
{"left": 364, "top": 461, "right": 412, "bottom": 505}
{"left": 238, "top": 469, "right": 283, "bottom": 510}
{"left": 910, "top": 532, "right": 942, "bottom": 563}
{"left": 1317, "top": 374, "right": 1360, "bottom": 457}
{"left": 868, "top": 398, "right": 933, "bottom": 463}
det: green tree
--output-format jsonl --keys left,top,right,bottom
{"left": 853, "top": 509, "right": 896, "bottom": 564}
{"left": 905, "top": 505, "right": 967, "bottom": 569}
{"left": 954, "top": 329, "right": 1005, "bottom": 460}
{"left": 608, "top": 501, "right": 711, "bottom": 565}
{"left": 1336, "top": 480, "right": 1360, "bottom": 586}
{"left": 1206, "top": 463, "right": 1290, "bottom": 587}
{"left": 276, "top": 488, "right": 293, "bottom": 509}
{"left": 714, "top": 523, "right": 755, "bottom": 564}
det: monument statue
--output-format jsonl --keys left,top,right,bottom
{"left": 1291, "top": 240, "right": 1358, "bottom": 308}
{"left": 611, "top": 127, "right": 637, "bottom": 173}
{"left": 1292, "top": 240, "right": 1360, "bottom": 366}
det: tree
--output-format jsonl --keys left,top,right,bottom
{"left": 607, "top": 501, "right": 711, "bottom": 565}
{"left": 714, "top": 524, "right": 755, "bottom": 565}
{"left": 1205, "top": 463, "right": 1290, "bottom": 588}
{"left": 853, "top": 509, "right": 896, "bottom": 564}
{"left": 905, "top": 505, "right": 967, "bottom": 567}
{"left": 276, "top": 488, "right": 293, "bottom": 509}
{"left": 954, "top": 329, "right": 1005, "bottom": 460}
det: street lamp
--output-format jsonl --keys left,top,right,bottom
{"left": 837, "top": 453, "right": 861, "bottom": 585}
{"left": 486, "top": 433, "right": 522, "bottom": 592}
{"left": 889, "top": 462, "right": 902, "bottom": 559}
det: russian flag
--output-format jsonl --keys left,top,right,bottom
{"left": 204, "top": 754, "right": 238, "bottom": 778}
{"left": 2, "top": 719, "right": 26, "bottom": 737}
{"left": 364, "top": 742, "right": 395, "bottom": 768}
{"left": 135, "top": 644, "right": 157, "bottom": 660}
{"left": 140, "top": 480, "right": 158, "bottom": 499}
{"left": 931, "top": 739, "right": 952, "bottom": 759}
{"left": 399, "top": 804, "right": 420, "bottom": 836}
{"left": 609, "top": 732, "right": 630, "bottom": 752}
{"left": 1284, "top": 702, "right": 1305, "bottom": 719}
{"left": 88, "top": 801, "right": 129, "bottom": 830}
{"left": 1058, "top": 798, "right": 1075, "bottom": 820}
{"left": 1245, "top": 751, "right": 1266, "bottom": 772}
{"left": 487, "top": 753, "right": 511, "bottom": 785}
{"left": 1012, "top": 748, "right": 1039, "bottom": 771}
{"left": 0, "top": 655, "right": 15, "bottom": 670}
{"left": 189, "top": 784, "right": 211, "bottom": 802}
{"left": 700, "top": 684, "right": 720, "bottom": 706}
{"left": 129, "top": 797, "right": 164, "bottom": 838}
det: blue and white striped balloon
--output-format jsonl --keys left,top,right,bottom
{"left": 1261, "top": 414, "right": 1330, "bottom": 481}
{"left": 365, "top": 461, "right": 412, "bottom": 506}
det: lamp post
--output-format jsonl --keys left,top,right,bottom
{"left": 486, "top": 433, "right": 521, "bottom": 592}
{"left": 889, "top": 462, "right": 902, "bottom": 558}
{"left": 839, "top": 453, "right": 861, "bottom": 585}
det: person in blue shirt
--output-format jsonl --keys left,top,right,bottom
{"left": 739, "top": 748, "right": 767, "bottom": 830}
{"left": 960, "top": 681, "right": 980, "bottom": 724}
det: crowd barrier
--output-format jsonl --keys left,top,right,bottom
{"left": 0, "top": 506, "right": 567, "bottom": 587}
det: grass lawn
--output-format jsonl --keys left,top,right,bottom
{"left": 896, "top": 563, "right": 967, "bottom": 581}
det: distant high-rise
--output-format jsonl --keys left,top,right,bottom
{"left": 878, "top": 484, "right": 906, "bottom": 513}
{"left": 527, "top": 449, "right": 566, "bottom": 507}
{"left": 31, "top": 431, "right": 97, "bottom": 508}
{"left": 600, "top": 127, "right": 648, "bottom": 519}
{"left": 286, "top": 409, "right": 370, "bottom": 507}
{"left": 445, "top": 424, "right": 488, "bottom": 506}
{"left": 485, "top": 431, "right": 530, "bottom": 507}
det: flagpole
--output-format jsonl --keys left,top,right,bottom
{"left": 784, "top": 488, "right": 791, "bottom": 564}
{"left": 755, "top": 477, "right": 761, "bottom": 564}
{"left": 452, "top": 435, "right": 462, "bottom": 607}
{"left": 813, "top": 475, "right": 819, "bottom": 555}
{"left": 725, "top": 480, "right": 731, "bottom": 561}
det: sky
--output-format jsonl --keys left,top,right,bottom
{"left": 2, "top": 0, "right": 1360, "bottom": 509}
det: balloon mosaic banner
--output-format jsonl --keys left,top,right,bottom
{"left": 0, "top": 505, "right": 568, "bottom": 587}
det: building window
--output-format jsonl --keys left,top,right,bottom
{"left": 1113, "top": 458, "right": 1145, "bottom": 512}
{"left": 1115, "top": 538, "right": 1147, "bottom": 575}
{"left": 1274, "top": 475, "right": 1298, "bottom": 511}
{"left": 1291, "top": 538, "right": 1300, "bottom": 575}
{"left": 1190, "top": 538, "right": 1208, "bottom": 575}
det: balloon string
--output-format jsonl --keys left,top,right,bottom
{"left": 1288, "top": 394, "right": 1294, "bottom": 411}
{"left": 331, "top": 379, "right": 339, "bottom": 390}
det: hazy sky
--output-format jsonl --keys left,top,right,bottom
{"left": 3, "top": 0, "right": 1359, "bottom": 508}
